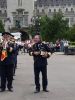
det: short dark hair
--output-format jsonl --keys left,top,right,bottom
{"left": 2, "top": 32, "right": 11, "bottom": 36}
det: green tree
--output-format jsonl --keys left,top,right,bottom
{"left": 0, "top": 20, "right": 5, "bottom": 33}
{"left": 40, "top": 16, "right": 51, "bottom": 41}
{"left": 40, "top": 12, "right": 69, "bottom": 41}
{"left": 52, "top": 13, "right": 69, "bottom": 39}
{"left": 65, "top": 25, "right": 75, "bottom": 41}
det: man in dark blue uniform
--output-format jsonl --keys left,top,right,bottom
{"left": 0, "top": 32, "right": 16, "bottom": 92}
{"left": 29, "top": 34, "right": 51, "bottom": 93}
{"left": 9, "top": 35, "right": 19, "bottom": 76}
{"left": 0, "top": 42, "right": 3, "bottom": 88}
{"left": 13, "top": 41, "right": 19, "bottom": 76}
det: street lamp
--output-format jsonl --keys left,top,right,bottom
{"left": 32, "top": 16, "right": 41, "bottom": 34}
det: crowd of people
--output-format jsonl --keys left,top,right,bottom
{"left": 17, "top": 39, "right": 69, "bottom": 55}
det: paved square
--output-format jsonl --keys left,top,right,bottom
{"left": 0, "top": 53, "right": 75, "bottom": 100}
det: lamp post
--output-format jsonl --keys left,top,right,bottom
{"left": 32, "top": 15, "right": 41, "bottom": 34}
{"left": 32, "top": 0, "right": 41, "bottom": 34}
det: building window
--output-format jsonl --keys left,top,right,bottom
{"left": 0, "top": 10, "right": 2, "bottom": 14}
{"left": 59, "top": 9, "right": 62, "bottom": 12}
{"left": 70, "top": 17, "right": 74, "bottom": 22}
{"left": 68, "top": 4, "right": 71, "bottom": 6}
{"left": 66, "top": 18, "right": 69, "bottom": 22}
{"left": 54, "top": 9, "right": 56, "bottom": 12}
{"left": 5, "top": 10, "right": 7, "bottom": 13}
{"left": 64, "top": 4, "right": 66, "bottom": 6}
{"left": 66, "top": 8, "right": 68, "bottom": 12}
{"left": 24, "top": 15, "right": 28, "bottom": 26}
{"left": 70, "top": 17, "right": 74, "bottom": 26}
{"left": 56, "top": 4, "right": 59, "bottom": 6}
{"left": 39, "top": 4, "right": 42, "bottom": 7}
{"left": 42, "top": 9, "right": 45, "bottom": 13}
{"left": 71, "top": 8, "right": 74, "bottom": 12}
{"left": 19, "top": 17, "right": 23, "bottom": 26}
{"left": 18, "top": 0, "right": 22, "bottom": 6}
{"left": 49, "top": 9, "right": 51, "bottom": 13}
{"left": 37, "top": 9, "right": 39, "bottom": 13}
{"left": 51, "top": 4, "right": 54, "bottom": 6}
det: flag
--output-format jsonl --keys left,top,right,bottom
{"left": 1, "top": 50, "right": 7, "bottom": 61}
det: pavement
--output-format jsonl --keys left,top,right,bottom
{"left": 0, "top": 52, "right": 75, "bottom": 100}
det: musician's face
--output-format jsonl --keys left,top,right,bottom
{"left": 3, "top": 34, "right": 10, "bottom": 41}
{"left": 34, "top": 35, "right": 41, "bottom": 43}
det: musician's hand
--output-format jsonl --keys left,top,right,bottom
{"left": 29, "top": 52, "right": 33, "bottom": 56}
{"left": 42, "top": 52, "right": 51, "bottom": 58}
{"left": 9, "top": 47, "right": 13, "bottom": 52}
{"left": 33, "top": 51, "right": 40, "bottom": 56}
{"left": 42, "top": 52, "right": 48, "bottom": 58}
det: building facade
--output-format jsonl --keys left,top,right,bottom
{"left": 0, "top": 0, "right": 7, "bottom": 26}
{"left": 35, "top": 0, "right": 75, "bottom": 27}
{"left": 7, "top": 0, "right": 34, "bottom": 29}
{"left": 0, "top": 0, "right": 34, "bottom": 31}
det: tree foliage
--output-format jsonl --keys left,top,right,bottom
{"left": 0, "top": 20, "right": 5, "bottom": 33}
{"left": 65, "top": 25, "right": 75, "bottom": 41}
{"left": 30, "top": 12, "right": 75, "bottom": 42}
{"left": 40, "top": 12, "right": 69, "bottom": 41}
